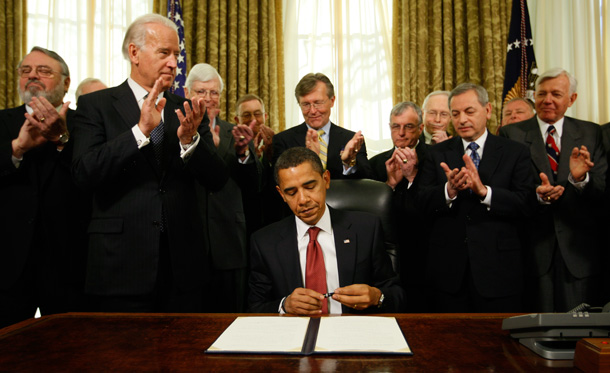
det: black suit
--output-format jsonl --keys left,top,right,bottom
{"left": 248, "top": 207, "right": 405, "bottom": 313}
{"left": 201, "top": 118, "right": 262, "bottom": 312}
{"left": 500, "top": 117, "right": 607, "bottom": 311}
{"left": 71, "top": 81, "right": 229, "bottom": 311}
{"left": 0, "top": 105, "right": 90, "bottom": 328}
{"left": 418, "top": 133, "right": 533, "bottom": 312}
{"left": 369, "top": 143, "right": 430, "bottom": 312}
{"left": 272, "top": 122, "right": 372, "bottom": 179}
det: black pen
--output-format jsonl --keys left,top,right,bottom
{"left": 323, "top": 292, "right": 335, "bottom": 298}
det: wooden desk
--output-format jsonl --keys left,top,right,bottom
{"left": 0, "top": 313, "right": 575, "bottom": 371}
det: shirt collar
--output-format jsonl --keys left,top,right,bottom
{"left": 423, "top": 128, "right": 433, "bottom": 144}
{"left": 536, "top": 115, "right": 564, "bottom": 138}
{"left": 461, "top": 129, "right": 488, "bottom": 153}
{"left": 295, "top": 204, "right": 333, "bottom": 239}
{"left": 128, "top": 77, "right": 164, "bottom": 109}
{"left": 306, "top": 120, "right": 331, "bottom": 134}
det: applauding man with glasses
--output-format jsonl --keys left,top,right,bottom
{"left": 420, "top": 91, "right": 452, "bottom": 145}
{"left": 272, "top": 73, "right": 372, "bottom": 179}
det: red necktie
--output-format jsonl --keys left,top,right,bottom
{"left": 306, "top": 226, "right": 328, "bottom": 313}
{"left": 546, "top": 125, "right": 559, "bottom": 180}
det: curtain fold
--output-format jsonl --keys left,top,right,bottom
{"left": 0, "top": 0, "right": 26, "bottom": 109}
{"left": 393, "top": 0, "right": 511, "bottom": 133}
{"left": 155, "top": 0, "right": 285, "bottom": 131}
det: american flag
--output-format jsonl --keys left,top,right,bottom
{"left": 167, "top": 0, "right": 186, "bottom": 97}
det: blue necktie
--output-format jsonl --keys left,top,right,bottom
{"left": 150, "top": 119, "right": 165, "bottom": 165}
{"left": 467, "top": 142, "right": 480, "bottom": 169}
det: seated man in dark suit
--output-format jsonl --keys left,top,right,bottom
{"left": 249, "top": 147, "right": 405, "bottom": 314}
{"left": 272, "top": 73, "right": 372, "bottom": 180}
{"left": 369, "top": 101, "right": 429, "bottom": 312}
{"left": 1, "top": 47, "right": 90, "bottom": 328}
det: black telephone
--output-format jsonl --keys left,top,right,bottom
{"left": 502, "top": 302, "right": 610, "bottom": 360}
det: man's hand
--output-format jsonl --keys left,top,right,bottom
{"left": 24, "top": 96, "right": 69, "bottom": 143}
{"left": 206, "top": 107, "right": 221, "bottom": 147}
{"left": 176, "top": 96, "right": 206, "bottom": 145}
{"left": 232, "top": 119, "right": 256, "bottom": 156}
{"left": 284, "top": 287, "right": 324, "bottom": 315}
{"left": 569, "top": 145, "right": 594, "bottom": 182}
{"left": 536, "top": 172, "right": 564, "bottom": 203}
{"left": 11, "top": 119, "right": 47, "bottom": 158}
{"left": 440, "top": 162, "right": 469, "bottom": 199}
{"left": 137, "top": 77, "right": 166, "bottom": 137}
{"left": 394, "top": 147, "right": 418, "bottom": 183}
{"left": 340, "top": 131, "right": 364, "bottom": 165}
{"left": 385, "top": 150, "right": 403, "bottom": 189}
{"left": 431, "top": 130, "right": 451, "bottom": 144}
{"left": 305, "top": 128, "right": 321, "bottom": 154}
{"left": 461, "top": 154, "right": 487, "bottom": 198}
{"left": 254, "top": 124, "right": 275, "bottom": 159}
{"left": 332, "top": 284, "right": 382, "bottom": 311}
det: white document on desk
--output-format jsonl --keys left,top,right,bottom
{"left": 315, "top": 316, "right": 411, "bottom": 353}
{"left": 207, "top": 316, "right": 309, "bottom": 352}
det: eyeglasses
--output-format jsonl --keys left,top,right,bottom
{"left": 240, "top": 111, "right": 264, "bottom": 121}
{"left": 194, "top": 89, "right": 220, "bottom": 98}
{"left": 390, "top": 123, "right": 420, "bottom": 132}
{"left": 17, "top": 65, "right": 64, "bottom": 78}
{"left": 426, "top": 110, "right": 451, "bottom": 120}
{"left": 299, "top": 99, "right": 328, "bottom": 112}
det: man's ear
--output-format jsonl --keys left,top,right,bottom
{"left": 323, "top": 170, "right": 331, "bottom": 190}
{"left": 276, "top": 185, "right": 287, "bottom": 202}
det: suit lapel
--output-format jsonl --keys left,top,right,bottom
{"left": 558, "top": 117, "right": 581, "bottom": 181}
{"left": 330, "top": 208, "right": 357, "bottom": 287}
{"left": 522, "top": 118, "right": 553, "bottom": 181}
{"left": 112, "top": 81, "right": 141, "bottom": 131}
{"left": 216, "top": 120, "right": 233, "bottom": 158}
{"left": 276, "top": 219, "right": 304, "bottom": 288}
{"left": 445, "top": 137, "right": 466, "bottom": 169}
{"left": 478, "top": 134, "right": 502, "bottom": 184}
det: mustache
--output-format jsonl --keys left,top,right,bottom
{"left": 25, "top": 79, "right": 46, "bottom": 90}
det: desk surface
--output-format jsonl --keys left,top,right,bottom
{"left": 0, "top": 313, "right": 575, "bottom": 371}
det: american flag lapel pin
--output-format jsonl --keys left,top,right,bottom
{"left": 344, "top": 239, "right": 350, "bottom": 243}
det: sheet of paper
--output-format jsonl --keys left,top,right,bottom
{"left": 208, "top": 316, "right": 310, "bottom": 352}
{"left": 315, "top": 316, "right": 411, "bottom": 353}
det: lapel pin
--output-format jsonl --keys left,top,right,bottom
{"left": 344, "top": 239, "right": 350, "bottom": 243}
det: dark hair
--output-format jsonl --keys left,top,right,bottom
{"left": 274, "top": 147, "right": 324, "bottom": 185}
{"left": 295, "top": 73, "right": 334, "bottom": 102}
{"left": 236, "top": 93, "right": 265, "bottom": 116}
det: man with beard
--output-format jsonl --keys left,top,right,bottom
{"left": 0, "top": 47, "right": 90, "bottom": 328}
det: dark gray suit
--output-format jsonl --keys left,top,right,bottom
{"left": 72, "top": 81, "right": 229, "bottom": 311}
{"left": 248, "top": 207, "right": 405, "bottom": 313}
{"left": 500, "top": 116, "right": 607, "bottom": 311}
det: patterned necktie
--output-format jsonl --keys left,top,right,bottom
{"left": 150, "top": 119, "right": 165, "bottom": 165}
{"left": 306, "top": 226, "right": 328, "bottom": 314}
{"left": 546, "top": 125, "right": 559, "bottom": 180}
{"left": 467, "top": 142, "right": 480, "bottom": 169}
{"left": 317, "top": 130, "right": 328, "bottom": 170}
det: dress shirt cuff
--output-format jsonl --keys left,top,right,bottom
{"left": 444, "top": 182, "right": 457, "bottom": 207}
{"left": 132, "top": 124, "right": 150, "bottom": 149}
{"left": 180, "top": 133, "right": 200, "bottom": 160}
{"left": 278, "top": 297, "right": 287, "bottom": 314}
{"left": 342, "top": 164, "right": 357, "bottom": 175}
{"left": 11, "top": 155, "right": 22, "bottom": 168}
{"left": 480, "top": 185, "right": 492, "bottom": 210}
{"left": 568, "top": 172, "right": 589, "bottom": 191}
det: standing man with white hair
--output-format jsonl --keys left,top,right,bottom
{"left": 184, "top": 63, "right": 262, "bottom": 312}
{"left": 420, "top": 90, "right": 452, "bottom": 145}
{"left": 72, "top": 14, "right": 229, "bottom": 313}
{"left": 500, "top": 68, "right": 607, "bottom": 312}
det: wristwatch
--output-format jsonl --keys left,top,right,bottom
{"left": 377, "top": 292, "right": 385, "bottom": 308}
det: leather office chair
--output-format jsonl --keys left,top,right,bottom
{"left": 325, "top": 179, "right": 399, "bottom": 274}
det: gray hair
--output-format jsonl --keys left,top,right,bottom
{"left": 75, "top": 78, "right": 105, "bottom": 101}
{"left": 295, "top": 73, "right": 335, "bottom": 102}
{"left": 422, "top": 90, "right": 450, "bottom": 111}
{"left": 536, "top": 68, "right": 578, "bottom": 95}
{"left": 122, "top": 14, "right": 177, "bottom": 60}
{"left": 389, "top": 101, "right": 422, "bottom": 124}
{"left": 449, "top": 83, "right": 489, "bottom": 107}
{"left": 185, "top": 63, "right": 224, "bottom": 93}
{"left": 236, "top": 93, "right": 266, "bottom": 116}
{"left": 19, "top": 46, "right": 70, "bottom": 77}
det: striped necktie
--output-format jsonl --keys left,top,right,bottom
{"left": 546, "top": 125, "right": 559, "bottom": 181}
{"left": 318, "top": 129, "right": 328, "bottom": 169}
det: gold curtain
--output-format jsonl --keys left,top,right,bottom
{"left": 154, "top": 0, "right": 285, "bottom": 132}
{"left": 0, "top": 0, "right": 27, "bottom": 109}
{"left": 393, "top": 0, "right": 511, "bottom": 134}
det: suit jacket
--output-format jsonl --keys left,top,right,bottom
{"left": 417, "top": 134, "right": 533, "bottom": 298}
{"left": 71, "top": 80, "right": 229, "bottom": 296}
{"left": 0, "top": 105, "right": 90, "bottom": 300}
{"left": 201, "top": 118, "right": 262, "bottom": 270}
{"left": 248, "top": 207, "right": 405, "bottom": 313}
{"left": 272, "top": 122, "right": 372, "bottom": 179}
{"left": 499, "top": 116, "right": 607, "bottom": 279}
